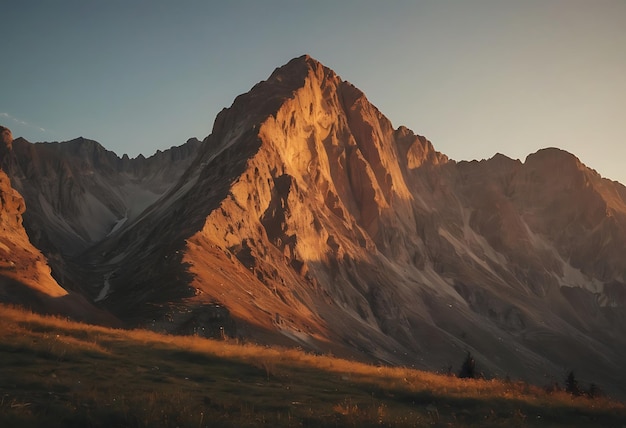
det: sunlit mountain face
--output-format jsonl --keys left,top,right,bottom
{"left": 1, "top": 55, "right": 625, "bottom": 396}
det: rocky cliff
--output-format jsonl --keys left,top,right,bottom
{"left": 3, "top": 56, "right": 626, "bottom": 395}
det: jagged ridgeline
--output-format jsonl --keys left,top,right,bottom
{"left": 1, "top": 55, "right": 626, "bottom": 396}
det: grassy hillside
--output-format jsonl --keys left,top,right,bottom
{"left": 0, "top": 305, "right": 624, "bottom": 427}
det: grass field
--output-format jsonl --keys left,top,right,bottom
{"left": 1, "top": 304, "right": 624, "bottom": 427}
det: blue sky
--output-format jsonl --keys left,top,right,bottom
{"left": 2, "top": 1, "right": 625, "bottom": 184}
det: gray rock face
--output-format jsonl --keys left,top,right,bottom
{"left": 4, "top": 56, "right": 626, "bottom": 396}
{"left": 3, "top": 136, "right": 201, "bottom": 256}
{"left": 0, "top": 127, "right": 117, "bottom": 325}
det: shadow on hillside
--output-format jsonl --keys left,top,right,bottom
{"left": 0, "top": 275, "right": 120, "bottom": 327}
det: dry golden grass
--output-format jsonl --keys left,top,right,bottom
{"left": 1, "top": 304, "right": 624, "bottom": 427}
{"left": 126, "top": 329, "right": 622, "bottom": 410}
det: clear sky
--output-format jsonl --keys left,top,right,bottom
{"left": 2, "top": 1, "right": 625, "bottom": 184}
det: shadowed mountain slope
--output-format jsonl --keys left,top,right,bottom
{"left": 0, "top": 127, "right": 116, "bottom": 324}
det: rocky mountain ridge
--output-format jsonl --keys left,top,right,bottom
{"left": 2, "top": 136, "right": 201, "bottom": 260}
{"left": 0, "top": 126, "right": 115, "bottom": 324}
{"left": 1, "top": 55, "right": 625, "bottom": 395}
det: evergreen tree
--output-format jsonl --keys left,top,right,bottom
{"left": 565, "top": 370, "right": 582, "bottom": 396}
{"left": 458, "top": 352, "right": 476, "bottom": 379}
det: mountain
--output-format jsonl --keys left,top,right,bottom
{"left": 1, "top": 135, "right": 201, "bottom": 296}
{"left": 2, "top": 55, "right": 626, "bottom": 396}
{"left": 4, "top": 136, "right": 201, "bottom": 255}
{"left": 0, "top": 126, "right": 115, "bottom": 324}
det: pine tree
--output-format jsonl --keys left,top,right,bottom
{"left": 565, "top": 370, "right": 581, "bottom": 396}
{"left": 458, "top": 352, "right": 476, "bottom": 379}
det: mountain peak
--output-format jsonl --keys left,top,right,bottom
{"left": 523, "top": 147, "right": 587, "bottom": 179}
{"left": 525, "top": 147, "right": 581, "bottom": 164}
{"left": 207, "top": 55, "right": 342, "bottom": 151}
{"left": 261, "top": 55, "right": 338, "bottom": 96}
{"left": 269, "top": 54, "right": 328, "bottom": 78}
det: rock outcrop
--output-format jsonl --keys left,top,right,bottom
{"left": 0, "top": 126, "right": 12, "bottom": 151}
{"left": 0, "top": 167, "right": 65, "bottom": 297}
